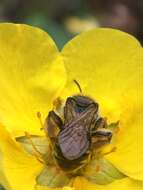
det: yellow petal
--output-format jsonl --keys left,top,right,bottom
{"left": 0, "top": 23, "right": 66, "bottom": 136}
{"left": 61, "top": 29, "right": 143, "bottom": 179}
{"left": 36, "top": 186, "right": 73, "bottom": 190}
{"left": 0, "top": 124, "right": 43, "bottom": 190}
{"left": 105, "top": 109, "right": 143, "bottom": 180}
{"left": 61, "top": 28, "right": 141, "bottom": 121}
{"left": 72, "top": 177, "right": 143, "bottom": 190}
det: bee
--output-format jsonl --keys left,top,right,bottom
{"left": 45, "top": 80, "right": 112, "bottom": 173}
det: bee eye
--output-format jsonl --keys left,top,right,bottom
{"left": 75, "top": 106, "right": 85, "bottom": 113}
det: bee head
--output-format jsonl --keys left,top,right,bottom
{"left": 71, "top": 95, "right": 98, "bottom": 114}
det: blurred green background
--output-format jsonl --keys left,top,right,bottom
{"left": 0, "top": 0, "right": 143, "bottom": 189}
{"left": 1, "top": 0, "right": 143, "bottom": 50}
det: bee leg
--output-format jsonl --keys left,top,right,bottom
{"left": 44, "top": 111, "right": 64, "bottom": 139}
{"left": 91, "top": 117, "right": 107, "bottom": 133}
{"left": 91, "top": 129, "right": 112, "bottom": 149}
{"left": 96, "top": 117, "right": 107, "bottom": 129}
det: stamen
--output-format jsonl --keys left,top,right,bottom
{"left": 24, "top": 131, "right": 44, "bottom": 164}
{"left": 37, "top": 111, "right": 44, "bottom": 130}
{"left": 95, "top": 165, "right": 101, "bottom": 173}
{"left": 103, "top": 146, "right": 117, "bottom": 156}
{"left": 53, "top": 97, "right": 63, "bottom": 112}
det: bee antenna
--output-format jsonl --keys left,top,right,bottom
{"left": 73, "top": 80, "right": 82, "bottom": 93}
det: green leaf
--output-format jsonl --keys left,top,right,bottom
{"left": 36, "top": 166, "right": 70, "bottom": 188}
{"left": 82, "top": 158, "right": 125, "bottom": 185}
{"left": 0, "top": 184, "right": 5, "bottom": 190}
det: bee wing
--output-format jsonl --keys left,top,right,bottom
{"left": 58, "top": 105, "right": 97, "bottom": 160}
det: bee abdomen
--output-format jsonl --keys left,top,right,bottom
{"left": 58, "top": 125, "right": 90, "bottom": 161}
{"left": 54, "top": 142, "right": 90, "bottom": 173}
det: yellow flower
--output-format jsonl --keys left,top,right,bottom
{"left": 0, "top": 23, "right": 143, "bottom": 190}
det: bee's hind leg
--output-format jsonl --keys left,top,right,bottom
{"left": 91, "top": 129, "right": 112, "bottom": 149}
{"left": 94, "top": 117, "right": 107, "bottom": 129}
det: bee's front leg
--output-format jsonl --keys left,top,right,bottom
{"left": 91, "top": 129, "right": 112, "bottom": 149}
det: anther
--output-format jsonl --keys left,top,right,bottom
{"left": 96, "top": 165, "right": 101, "bottom": 173}
{"left": 53, "top": 97, "right": 63, "bottom": 112}
{"left": 37, "top": 111, "right": 44, "bottom": 130}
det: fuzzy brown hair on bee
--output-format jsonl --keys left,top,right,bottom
{"left": 44, "top": 80, "right": 112, "bottom": 173}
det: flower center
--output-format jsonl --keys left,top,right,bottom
{"left": 16, "top": 95, "right": 125, "bottom": 188}
{"left": 46, "top": 96, "right": 117, "bottom": 173}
